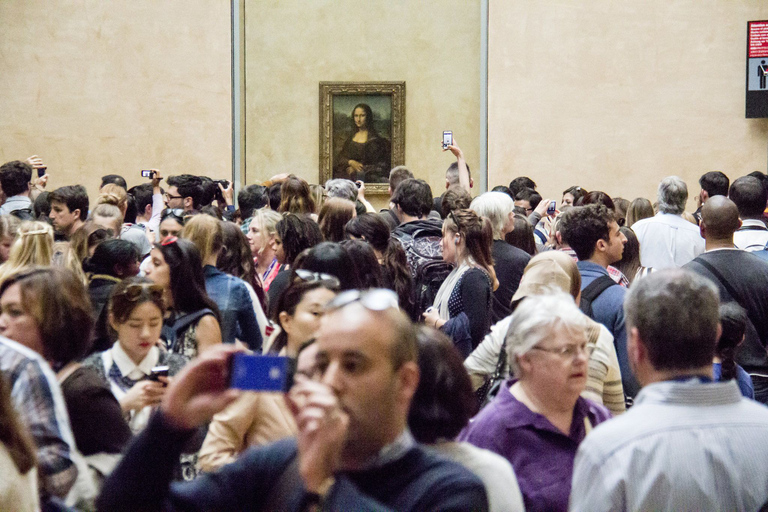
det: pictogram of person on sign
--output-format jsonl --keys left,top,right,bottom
{"left": 759, "top": 60, "right": 768, "bottom": 89}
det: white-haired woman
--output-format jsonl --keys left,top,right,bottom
{"left": 246, "top": 209, "right": 283, "bottom": 291}
{"left": 470, "top": 191, "right": 532, "bottom": 323}
{"left": 459, "top": 293, "right": 611, "bottom": 512}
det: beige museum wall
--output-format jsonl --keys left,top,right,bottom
{"left": 488, "top": 1, "right": 768, "bottom": 210}
{"left": 244, "top": 0, "right": 481, "bottom": 210}
{"left": 0, "top": 1, "right": 232, "bottom": 201}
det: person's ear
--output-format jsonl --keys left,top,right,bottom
{"left": 108, "top": 312, "right": 119, "bottom": 332}
{"left": 518, "top": 353, "right": 534, "bottom": 376}
{"left": 469, "top": 178, "right": 474, "bottom": 189}
{"left": 72, "top": 208, "right": 81, "bottom": 220}
{"left": 396, "top": 361, "right": 420, "bottom": 406}
{"left": 701, "top": 190, "right": 709, "bottom": 202}
{"left": 113, "top": 263, "right": 125, "bottom": 278}
{"left": 595, "top": 238, "right": 608, "bottom": 253}
{"left": 144, "top": 204, "right": 153, "bottom": 218}
{"left": 699, "top": 222, "right": 706, "bottom": 239}
{"left": 445, "top": 180, "right": 450, "bottom": 190}
{"left": 628, "top": 326, "right": 644, "bottom": 371}
{"left": 279, "top": 311, "right": 293, "bottom": 336}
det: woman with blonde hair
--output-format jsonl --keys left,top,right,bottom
{"left": 423, "top": 209, "right": 498, "bottom": 357}
{"left": 0, "top": 215, "right": 20, "bottom": 264}
{"left": 0, "top": 221, "right": 53, "bottom": 285}
{"left": 95, "top": 186, "right": 151, "bottom": 257}
{"left": 246, "top": 209, "right": 283, "bottom": 290}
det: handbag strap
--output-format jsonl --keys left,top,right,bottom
{"left": 696, "top": 257, "right": 745, "bottom": 306}
{"left": 491, "top": 339, "right": 507, "bottom": 379}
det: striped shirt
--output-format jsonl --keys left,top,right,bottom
{"left": 570, "top": 379, "right": 768, "bottom": 511}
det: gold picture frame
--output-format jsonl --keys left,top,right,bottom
{"left": 319, "top": 81, "right": 405, "bottom": 194}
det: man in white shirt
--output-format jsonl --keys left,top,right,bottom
{"left": 730, "top": 176, "right": 768, "bottom": 251}
{"left": 570, "top": 269, "right": 768, "bottom": 511}
{"left": 631, "top": 176, "right": 704, "bottom": 269}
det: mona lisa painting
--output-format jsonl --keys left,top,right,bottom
{"left": 320, "top": 82, "right": 405, "bottom": 193}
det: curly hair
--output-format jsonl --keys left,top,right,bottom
{"left": 559, "top": 204, "right": 614, "bottom": 261}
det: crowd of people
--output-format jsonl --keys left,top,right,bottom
{"left": 2, "top": 146, "right": 768, "bottom": 511}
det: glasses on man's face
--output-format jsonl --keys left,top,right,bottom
{"left": 117, "top": 283, "right": 164, "bottom": 302}
{"left": 325, "top": 288, "right": 399, "bottom": 313}
{"left": 164, "top": 193, "right": 183, "bottom": 201}
{"left": 293, "top": 269, "right": 341, "bottom": 288}
{"left": 529, "top": 342, "right": 594, "bottom": 360}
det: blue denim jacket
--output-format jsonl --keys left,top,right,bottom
{"left": 203, "top": 266, "right": 262, "bottom": 351}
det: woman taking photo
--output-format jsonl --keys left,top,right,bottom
{"left": 144, "top": 237, "right": 221, "bottom": 360}
{"left": 423, "top": 209, "right": 497, "bottom": 357}
{"left": 246, "top": 209, "right": 282, "bottom": 291}
{"left": 459, "top": 293, "right": 611, "bottom": 512}
{"left": 198, "top": 272, "right": 339, "bottom": 472}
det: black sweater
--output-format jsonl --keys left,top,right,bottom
{"left": 98, "top": 412, "right": 488, "bottom": 512}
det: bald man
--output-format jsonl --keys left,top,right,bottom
{"left": 684, "top": 195, "right": 768, "bottom": 404}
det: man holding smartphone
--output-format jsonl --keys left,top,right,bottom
{"left": 0, "top": 160, "right": 35, "bottom": 218}
{"left": 98, "top": 290, "right": 488, "bottom": 511}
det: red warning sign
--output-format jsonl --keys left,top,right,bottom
{"left": 749, "top": 21, "right": 768, "bottom": 58}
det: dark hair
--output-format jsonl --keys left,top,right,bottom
{"left": 514, "top": 187, "right": 542, "bottom": 209}
{"left": 279, "top": 175, "right": 315, "bottom": 215}
{"left": 579, "top": 190, "right": 615, "bottom": 212}
{"left": 293, "top": 242, "right": 361, "bottom": 291}
{"left": 269, "top": 278, "right": 339, "bottom": 355}
{"left": 0, "top": 266, "right": 94, "bottom": 364}
{"left": 0, "top": 161, "right": 31, "bottom": 197}
{"left": 491, "top": 185, "right": 513, "bottom": 199}
{"left": 33, "top": 191, "right": 51, "bottom": 220}
{"left": 276, "top": 213, "right": 322, "bottom": 265}
{"left": 49, "top": 185, "right": 89, "bottom": 221}
{"left": 340, "top": 240, "right": 384, "bottom": 289}
{"left": 318, "top": 198, "right": 355, "bottom": 242}
{"left": 351, "top": 103, "right": 377, "bottom": 135}
{"left": 614, "top": 227, "right": 640, "bottom": 284}
{"left": 345, "top": 214, "right": 413, "bottom": 314}
{"left": 154, "top": 237, "right": 220, "bottom": 319}
{"left": 505, "top": 214, "right": 536, "bottom": 256}
{"left": 0, "top": 373, "right": 36, "bottom": 475}
{"left": 389, "top": 166, "right": 414, "bottom": 193}
{"left": 700, "top": 171, "right": 730, "bottom": 198}
{"left": 562, "top": 186, "right": 587, "bottom": 204}
{"left": 441, "top": 185, "right": 472, "bottom": 219}
{"left": 268, "top": 183, "right": 282, "bottom": 211}
{"left": 625, "top": 269, "right": 719, "bottom": 371}
{"left": 167, "top": 175, "right": 204, "bottom": 209}
{"left": 123, "top": 192, "right": 138, "bottom": 225}
{"left": 128, "top": 183, "right": 153, "bottom": 219}
{"left": 445, "top": 209, "right": 498, "bottom": 289}
{"left": 100, "top": 174, "right": 127, "bottom": 190}
{"left": 747, "top": 171, "right": 768, "bottom": 193}
{"left": 509, "top": 177, "right": 537, "bottom": 196}
{"left": 199, "top": 177, "right": 217, "bottom": 207}
{"left": 729, "top": 176, "right": 768, "bottom": 219}
{"left": 109, "top": 276, "right": 166, "bottom": 324}
{"left": 83, "top": 239, "right": 140, "bottom": 276}
{"left": 408, "top": 326, "right": 477, "bottom": 443}
{"left": 559, "top": 204, "right": 614, "bottom": 260}
{"left": 717, "top": 302, "right": 747, "bottom": 382}
{"left": 391, "top": 178, "right": 433, "bottom": 218}
{"left": 238, "top": 184, "right": 268, "bottom": 219}
{"left": 217, "top": 222, "right": 266, "bottom": 314}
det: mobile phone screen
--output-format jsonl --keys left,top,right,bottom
{"left": 443, "top": 131, "right": 453, "bottom": 148}
{"left": 37, "top": 168, "right": 46, "bottom": 178}
{"left": 230, "top": 354, "right": 294, "bottom": 392}
{"left": 141, "top": 170, "right": 153, "bottom": 178}
{"left": 547, "top": 200, "right": 556, "bottom": 215}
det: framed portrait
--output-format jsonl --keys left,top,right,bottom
{"left": 319, "top": 81, "right": 405, "bottom": 194}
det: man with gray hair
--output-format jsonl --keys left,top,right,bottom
{"left": 470, "top": 191, "right": 531, "bottom": 322}
{"left": 570, "top": 269, "right": 768, "bottom": 511}
{"left": 631, "top": 176, "right": 704, "bottom": 269}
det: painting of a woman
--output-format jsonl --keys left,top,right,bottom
{"left": 333, "top": 103, "right": 391, "bottom": 182}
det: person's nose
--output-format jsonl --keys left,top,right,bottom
{"left": 320, "top": 360, "right": 344, "bottom": 394}
{"left": 0, "top": 313, "right": 8, "bottom": 332}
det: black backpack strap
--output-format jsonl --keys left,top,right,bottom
{"left": 696, "top": 258, "right": 744, "bottom": 305}
{"left": 579, "top": 275, "right": 617, "bottom": 316}
{"left": 162, "top": 308, "right": 214, "bottom": 352}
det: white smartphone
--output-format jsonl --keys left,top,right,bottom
{"left": 442, "top": 131, "right": 453, "bottom": 149}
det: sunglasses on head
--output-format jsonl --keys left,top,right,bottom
{"left": 161, "top": 209, "right": 185, "bottom": 224}
{"left": 293, "top": 269, "right": 341, "bottom": 288}
{"left": 325, "top": 288, "right": 399, "bottom": 313}
{"left": 116, "top": 283, "right": 164, "bottom": 302}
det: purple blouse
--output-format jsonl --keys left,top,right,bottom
{"left": 458, "top": 379, "right": 611, "bottom": 512}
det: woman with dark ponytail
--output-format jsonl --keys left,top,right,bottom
{"left": 423, "top": 209, "right": 497, "bottom": 356}
{"left": 714, "top": 302, "right": 754, "bottom": 398}
{"left": 345, "top": 213, "right": 414, "bottom": 316}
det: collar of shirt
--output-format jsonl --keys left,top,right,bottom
{"left": 359, "top": 428, "right": 416, "bottom": 470}
{"left": 739, "top": 219, "right": 768, "bottom": 230}
{"left": 111, "top": 341, "right": 159, "bottom": 381}
{"left": 705, "top": 247, "right": 740, "bottom": 253}
{"left": 203, "top": 264, "right": 225, "bottom": 278}
{"left": 576, "top": 260, "right": 611, "bottom": 277}
{"left": 633, "top": 379, "right": 743, "bottom": 407}
{"left": 1, "top": 195, "right": 31, "bottom": 210}
{"left": 493, "top": 379, "right": 593, "bottom": 441}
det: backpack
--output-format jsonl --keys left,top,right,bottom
{"left": 392, "top": 227, "right": 454, "bottom": 318}
{"left": 578, "top": 275, "right": 616, "bottom": 318}
{"left": 10, "top": 207, "right": 35, "bottom": 221}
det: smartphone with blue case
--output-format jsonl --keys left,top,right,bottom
{"left": 230, "top": 353, "right": 294, "bottom": 392}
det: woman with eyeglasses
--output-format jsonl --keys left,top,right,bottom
{"left": 459, "top": 293, "right": 611, "bottom": 512}
{"left": 144, "top": 237, "right": 222, "bottom": 360}
{"left": 0, "top": 267, "right": 131, "bottom": 505}
{"left": 198, "top": 272, "right": 339, "bottom": 472}
{"left": 422, "top": 209, "right": 497, "bottom": 357}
